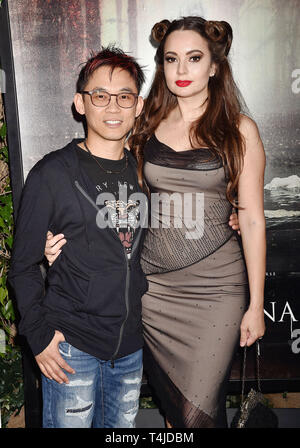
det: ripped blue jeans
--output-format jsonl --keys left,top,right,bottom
{"left": 42, "top": 343, "right": 143, "bottom": 428}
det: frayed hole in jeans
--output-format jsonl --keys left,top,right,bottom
{"left": 66, "top": 403, "right": 92, "bottom": 414}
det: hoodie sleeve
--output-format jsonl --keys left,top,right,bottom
{"left": 8, "top": 161, "right": 56, "bottom": 356}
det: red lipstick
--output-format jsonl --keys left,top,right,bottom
{"left": 175, "top": 80, "right": 192, "bottom": 87}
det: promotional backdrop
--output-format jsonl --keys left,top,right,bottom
{"left": 3, "top": 0, "right": 300, "bottom": 391}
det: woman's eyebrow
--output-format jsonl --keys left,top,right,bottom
{"left": 186, "top": 49, "right": 204, "bottom": 55}
{"left": 164, "top": 49, "right": 204, "bottom": 55}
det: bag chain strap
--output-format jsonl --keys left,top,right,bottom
{"left": 241, "top": 340, "right": 261, "bottom": 404}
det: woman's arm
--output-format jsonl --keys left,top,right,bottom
{"left": 45, "top": 231, "right": 67, "bottom": 265}
{"left": 238, "top": 115, "right": 266, "bottom": 346}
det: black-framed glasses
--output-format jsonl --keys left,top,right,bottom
{"left": 81, "top": 89, "right": 138, "bottom": 108}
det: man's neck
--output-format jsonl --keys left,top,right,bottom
{"left": 79, "top": 136, "right": 126, "bottom": 160}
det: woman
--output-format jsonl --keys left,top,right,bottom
{"left": 45, "top": 16, "right": 266, "bottom": 428}
{"left": 131, "top": 16, "right": 266, "bottom": 428}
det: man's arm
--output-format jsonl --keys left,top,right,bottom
{"left": 9, "top": 162, "right": 75, "bottom": 382}
{"left": 8, "top": 163, "right": 56, "bottom": 355}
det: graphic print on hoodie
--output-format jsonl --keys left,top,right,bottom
{"left": 76, "top": 145, "right": 140, "bottom": 258}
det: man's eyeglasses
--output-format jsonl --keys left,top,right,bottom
{"left": 80, "top": 89, "right": 138, "bottom": 108}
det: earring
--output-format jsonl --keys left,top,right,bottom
{"left": 210, "top": 73, "right": 215, "bottom": 77}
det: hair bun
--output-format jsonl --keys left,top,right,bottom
{"left": 151, "top": 20, "right": 171, "bottom": 44}
{"left": 205, "top": 20, "right": 232, "bottom": 56}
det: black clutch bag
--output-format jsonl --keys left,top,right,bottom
{"left": 231, "top": 340, "right": 279, "bottom": 428}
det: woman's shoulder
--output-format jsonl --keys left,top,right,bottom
{"left": 238, "top": 114, "right": 261, "bottom": 140}
{"left": 238, "top": 114, "right": 265, "bottom": 161}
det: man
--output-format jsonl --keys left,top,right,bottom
{"left": 9, "top": 47, "right": 147, "bottom": 428}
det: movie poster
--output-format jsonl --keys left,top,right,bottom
{"left": 5, "top": 0, "right": 300, "bottom": 385}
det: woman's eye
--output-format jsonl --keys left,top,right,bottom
{"left": 190, "top": 55, "right": 201, "bottom": 62}
{"left": 165, "top": 57, "right": 176, "bottom": 63}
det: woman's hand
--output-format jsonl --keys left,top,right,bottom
{"left": 229, "top": 210, "right": 240, "bottom": 235}
{"left": 45, "top": 231, "right": 66, "bottom": 266}
{"left": 240, "top": 306, "right": 265, "bottom": 347}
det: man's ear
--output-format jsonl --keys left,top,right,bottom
{"left": 73, "top": 93, "right": 85, "bottom": 116}
{"left": 135, "top": 96, "right": 144, "bottom": 118}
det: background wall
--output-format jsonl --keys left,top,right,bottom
{"left": 4, "top": 0, "right": 300, "bottom": 386}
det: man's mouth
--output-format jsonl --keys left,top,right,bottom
{"left": 175, "top": 80, "right": 192, "bottom": 87}
{"left": 103, "top": 120, "right": 123, "bottom": 127}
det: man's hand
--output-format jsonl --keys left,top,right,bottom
{"left": 229, "top": 210, "right": 240, "bottom": 235}
{"left": 45, "top": 231, "right": 66, "bottom": 266}
{"left": 35, "top": 330, "right": 75, "bottom": 383}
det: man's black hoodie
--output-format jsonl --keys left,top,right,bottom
{"left": 8, "top": 140, "right": 148, "bottom": 364}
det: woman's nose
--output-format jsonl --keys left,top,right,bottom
{"left": 176, "top": 60, "right": 188, "bottom": 75}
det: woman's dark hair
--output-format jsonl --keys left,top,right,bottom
{"left": 130, "top": 17, "right": 247, "bottom": 206}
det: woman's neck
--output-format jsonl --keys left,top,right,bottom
{"left": 175, "top": 93, "right": 208, "bottom": 123}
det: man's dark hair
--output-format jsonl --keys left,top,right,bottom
{"left": 76, "top": 46, "right": 145, "bottom": 94}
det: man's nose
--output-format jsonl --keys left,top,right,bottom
{"left": 106, "top": 95, "right": 120, "bottom": 112}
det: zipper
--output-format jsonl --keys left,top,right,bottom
{"left": 109, "top": 197, "right": 148, "bottom": 367}
{"left": 74, "top": 179, "right": 147, "bottom": 368}
{"left": 74, "top": 180, "right": 99, "bottom": 250}
{"left": 110, "top": 253, "right": 131, "bottom": 368}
